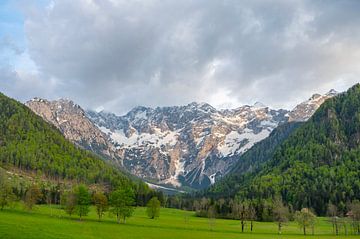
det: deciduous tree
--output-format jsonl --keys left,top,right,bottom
{"left": 75, "top": 185, "right": 90, "bottom": 220}
{"left": 146, "top": 197, "right": 160, "bottom": 219}
{"left": 109, "top": 188, "right": 135, "bottom": 224}
{"left": 93, "top": 191, "right": 108, "bottom": 221}
{"left": 62, "top": 190, "right": 77, "bottom": 217}
{"left": 273, "top": 197, "right": 289, "bottom": 234}
{"left": 294, "top": 208, "right": 316, "bottom": 235}
{"left": 0, "top": 173, "right": 15, "bottom": 210}
{"left": 24, "top": 184, "right": 42, "bottom": 210}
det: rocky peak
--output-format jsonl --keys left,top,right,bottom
{"left": 26, "top": 98, "right": 118, "bottom": 161}
{"left": 326, "top": 89, "right": 338, "bottom": 96}
{"left": 252, "top": 101, "right": 267, "bottom": 109}
{"left": 288, "top": 90, "right": 339, "bottom": 122}
{"left": 26, "top": 90, "right": 338, "bottom": 190}
{"left": 86, "top": 101, "right": 289, "bottom": 189}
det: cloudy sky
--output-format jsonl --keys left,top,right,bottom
{"left": 1, "top": 0, "right": 360, "bottom": 114}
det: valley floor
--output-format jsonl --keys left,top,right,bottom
{"left": 0, "top": 205, "right": 356, "bottom": 239}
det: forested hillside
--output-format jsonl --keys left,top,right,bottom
{"left": 233, "top": 84, "right": 360, "bottom": 215}
{"left": 0, "top": 92, "right": 132, "bottom": 189}
{"left": 202, "top": 121, "right": 303, "bottom": 198}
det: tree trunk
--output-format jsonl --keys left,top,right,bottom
{"left": 278, "top": 223, "right": 282, "bottom": 234}
{"left": 335, "top": 219, "right": 338, "bottom": 235}
{"left": 303, "top": 226, "right": 306, "bottom": 235}
{"left": 117, "top": 213, "right": 120, "bottom": 224}
{"left": 241, "top": 221, "right": 244, "bottom": 232}
{"left": 251, "top": 221, "right": 253, "bottom": 232}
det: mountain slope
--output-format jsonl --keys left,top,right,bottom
{"left": 26, "top": 90, "right": 336, "bottom": 190}
{"left": 219, "top": 84, "right": 360, "bottom": 214}
{"left": 0, "top": 92, "right": 132, "bottom": 189}
{"left": 25, "top": 98, "right": 121, "bottom": 163}
{"left": 87, "top": 103, "right": 289, "bottom": 189}
{"left": 202, "top": 121, "right": 303, "bottom": 197}
{"left": 288, "top": 89, "right": 338, "bottom": 121}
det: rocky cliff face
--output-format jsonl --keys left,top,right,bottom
{"left": 26, "top": 90, "right": 337, "bottom": 190}
{"left": 288, "top": 89, "right": 338, "bottom": 122}
{"left": 25, "top": 98, "right": 121, "bottom": 163}
{"left": 86, "top": 102, "right": 289, "bottom": 189}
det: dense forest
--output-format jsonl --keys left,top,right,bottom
{"left": 188, "top": 84, "right": 360, "bottom": 219}
{"left": 238, "top": 84, "right": 360, "bottom": 215}
{"left": 0, "top": 92, "right": 133, "bottom": 190}
{"left": 202, "top": 121, "right": 303, "bottom": 198}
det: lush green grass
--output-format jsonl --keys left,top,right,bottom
{"left": 0, "top": 204, "right": 356, "bottom": 239}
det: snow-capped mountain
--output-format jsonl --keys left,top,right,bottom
{"left": 288, "top": 89, "right": 338, "bottom": 122}
{"left": 87, "top": 102, "right": 289, "bottom": 189}
{"left": 25, "top": 98, "right": 121, "bottom": 162}
{"left": 26, "top": 90, "right": 337, "bottom": 190}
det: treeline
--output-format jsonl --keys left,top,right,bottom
{"left": 176, "top": 195, "right": 360, "bottom": 235}
{"left": 0, "top": 170, "right": 163, "bottom": 223}
{"left": 0, "top": 168, "right": 165, "bottom": 209}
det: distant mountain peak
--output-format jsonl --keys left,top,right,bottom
{"left": 288, "top": 89, "right": 339, "bottom": 122}
{"left": 326, "top": 89, "right": 338, "bottom": 96}
{"left": 252, "top": 101, "right": 267, "bottom": 109}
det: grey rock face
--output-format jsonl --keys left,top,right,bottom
{"left": 26, "top": 90, "right": 337, "bottom": 189}
{"left": 87, "top": 102, "right": 289, "bottom": 189}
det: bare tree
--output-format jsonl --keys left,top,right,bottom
{"left": 207, "top": 205, "right": 216, "bottom": 231}
{"left": 232, "top": 200, "right": 247, "bottom": 232}
{"left": 327, "top": 203, "right": 339, "bottom": 235}
{"left": 294, "top": 208, "right": 316, "bottom": 235}
{"left": 348, "top": 200, "right": 360, "bottom": 234}
{"left": 24, "top": 184, "right": 42, "bottom": 211}
{"left": 247, "top": 203, "right": 256, "bottom": 232}
{"left": 273, "top": 197, "right": 289, "bottom": 234}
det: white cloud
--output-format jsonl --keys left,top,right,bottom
{"left": 2, "top": 0, "right": 360, "bottom": 113}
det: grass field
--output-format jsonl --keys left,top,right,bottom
{"left": 0, "top": 204, "right": 357, "bottom": 239}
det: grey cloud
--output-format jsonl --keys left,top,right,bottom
{"left": 18, "top": 0, "right": 360, "bottom": 114}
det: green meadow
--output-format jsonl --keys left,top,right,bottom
{"left": 0, "top": 204, "right": 355, "bottom": 239}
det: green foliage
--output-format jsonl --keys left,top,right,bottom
{"left": 93, "top": 191, "right": 108, "bottom": 221}
{"left": 203, "top": 122, "right": 302, "bottom": 198}
{"left": 24, "top": 184, "right": 42, "bottom": 211}
{"left": 0, "top": 171, "right": 16, "bottom": 210}
{"left": 146, "top": 197, "right": 161, "bottom": 219}
{"left": 109, "top": 188, "right": 135, "bottom": 224}
{"left": 294, "top": 208, "right": 316, "bottom": 235}
{"left": 273, "top": 197, "right": 289, "bottom": 234}
{"left": 204, "top": 84, "right": 360, "bottom": 217}
{"left": 61, "top": 190, "right": 77, "bottom": 216}
{"left": 0, "top": 93, "right": 132, "bottom": 189}
{"left": 75, "top": 185, "right": 90, "bottom": 220}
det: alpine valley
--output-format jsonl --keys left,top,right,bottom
{"left": 26, "top": 90, "right": 338, "bottom": 190}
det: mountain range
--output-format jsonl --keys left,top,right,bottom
{"left": 26, "top": 90, "right": 338, "bottom": 190}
